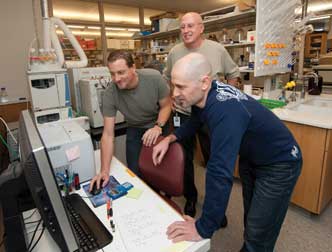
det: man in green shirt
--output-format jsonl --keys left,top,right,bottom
{"left": 90, "top": 50, "right": 171, "bottom": 190}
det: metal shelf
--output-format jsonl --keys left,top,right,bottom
{"left": 135, "top": 9, "right": 256, "bottom": 40}
{"left": 223, "top": 42, "right": 255, "bottom": 48}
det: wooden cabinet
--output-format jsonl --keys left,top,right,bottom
{"left": 284, "top": 121, "right": 332, "bottom": 214}
{"left": 304, "top": 32, "right": 327, "bottom": 58}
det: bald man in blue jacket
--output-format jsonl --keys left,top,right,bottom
{"left": 153, "top": 53, "right": 302, "bottom": 252}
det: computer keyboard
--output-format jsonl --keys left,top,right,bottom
{"left": 65, "top": 193, "right": 113, "bottom": 252}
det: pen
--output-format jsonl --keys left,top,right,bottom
{"left": 106, "top": 198, "right": 115, "bottom": 232}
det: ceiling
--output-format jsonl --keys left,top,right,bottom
{"left": 99, "top": 0, "right": 238, "bottom": 13}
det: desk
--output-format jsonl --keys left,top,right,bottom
{"left": 25, "top": 151, "right": 210, "bottom": 252}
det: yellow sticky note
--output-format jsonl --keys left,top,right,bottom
{"left": 161, "top": 241, "right": 191, "bottom": 252}
{"left": 126, "top": 188, "right": 143, "bottom": 199}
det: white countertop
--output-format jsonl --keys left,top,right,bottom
{"left": 0, "top": 96, "right": 29, "bottom": 105}
{"left": 272, "top": 93, "right": 332, "bottom": 129}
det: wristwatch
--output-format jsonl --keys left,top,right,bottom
{"left": 155, "top": 121, "right": 165, "bottom": 128}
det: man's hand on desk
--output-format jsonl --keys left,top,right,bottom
{"left": 89, "top": 171, "right": 109, "bottom": 191}
{"left": 166, "top": 215, "right": 203, "bottom": 243}
{"left": 142, "top": 125, "right": 162, "bottom": 147}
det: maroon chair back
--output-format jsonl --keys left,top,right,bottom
{"left": 138, "top": 136, "right": 184, "bottom": 197}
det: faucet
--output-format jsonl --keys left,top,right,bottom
{"left": 302, "top": 72, "right": 319, "bottom": 94}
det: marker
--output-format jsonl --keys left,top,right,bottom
{"left": 110, "top": 219, "right": 115, "bottom": 232}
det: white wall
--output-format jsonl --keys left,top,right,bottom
{"left": 0, "top": 0, "right": 41, "bottom": 99}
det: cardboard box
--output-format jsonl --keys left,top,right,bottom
{"left": 237, "top": 0, "right": 256, "bottom": 11}
{"left": 247, "top": 30, "right": 256, "bottom": 42}
{"left": 159, "top": 18, "right": 177, "bottom": 32}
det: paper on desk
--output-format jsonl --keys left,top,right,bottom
{"left": 162, "top": 241, "right": 191, "bottom": 252}
{"left": 126, "top": 188, "right": 143, "bottom": 199}
{"left": 116, "top": 205, "right": 192, "bottom": 252}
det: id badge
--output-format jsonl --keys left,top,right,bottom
{"left": 173, "top": 113, "right": 180, "bottom": 127}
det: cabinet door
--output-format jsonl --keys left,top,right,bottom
{"left": 284, "top": 121, "right": 326, "bottom": 213}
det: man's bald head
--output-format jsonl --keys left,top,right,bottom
{"left": 171, "top": 53, "right": 212, "bottom": 108}
{"left": 180, "top": 12, "right": 204, "bottom": 49}
{"left": 171, "top": 53, "right": 212, "bottom": 83}
{"left": 181, "top": 12, "right": 203, "bottom": 24}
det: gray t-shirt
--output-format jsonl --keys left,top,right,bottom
{"left": 102, "top": 69, "right": 170, "bottom": 128}
{"left": 163, "top": 39, "right": 239, "bottom": 114}
{"left": 163, "top": 39, "right": 239, "bottom": 81}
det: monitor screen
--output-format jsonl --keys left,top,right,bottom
{"left": 18, "top": 110, "right": 79, "bottom": 251}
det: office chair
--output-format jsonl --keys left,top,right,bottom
{"left": 138, "top": 136, "right": 185, "bottom": 214}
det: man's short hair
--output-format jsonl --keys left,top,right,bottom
{"left": 107, "top": 50, "right": 134, "bottom": 67}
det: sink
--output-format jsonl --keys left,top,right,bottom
{"left": 302, "top": 98, "right": 332, "bottom": 108}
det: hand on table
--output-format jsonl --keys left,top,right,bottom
{"left": 166, "top": 215, "right": 203, "bottom": 243}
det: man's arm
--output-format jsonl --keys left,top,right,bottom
{"left": 89, "top": 116, "right": 115, "bottom": 190}
{"left": 157, "top": 95, "right": 172, "bottom": 127}
{"left": 142, "top": 95, "right": 172, "bottom": 146}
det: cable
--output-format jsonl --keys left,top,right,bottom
{"left": 0, "top": 117, "right": 17, "bottom": 144}
{"left": 24, "top": 209, "right": 37, "bottom": 221}
{"left": 25, "top": 220, "right": 42, "bottom": 225}
{"left": 27, "top": 219, "right": 42, "bottom": 250}
{"left": 0, "top": 133, "right": 18, "bottom": 159}
{"left": 28, "top": 225, "right": 45, "bottom": 252}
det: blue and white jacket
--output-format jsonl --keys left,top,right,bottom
{"left": 174, "top": 80, "right": 302, "bottom": 238}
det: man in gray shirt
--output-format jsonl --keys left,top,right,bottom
{"left": 90, "top": 50, "right": 171, "bottom": 190}
{"left": 163, "top": 12, "right": 239, "bottom": 219}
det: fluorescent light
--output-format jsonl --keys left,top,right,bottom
{"left": 87, "top": 26, "right": 101, "bottom": 30}
{"left": 56, "top": 30, "right": 101, "bottom": 36}
{"left": 309, "top": 15, "right": 330, "bottom": 21}
{"left": 128, "top": 28, "right": 140, "bottom": 32}
{"left": 106, "top": 32, "right": 134, "bottom": 37}
{"left": 53, "top": 10, "right": 99, "bottom": 22}
{"left": 67, "top": 25, "right": 85, "bottom": 29}
{"left": 106, "top": 27, "right": 126, "bottom": 31}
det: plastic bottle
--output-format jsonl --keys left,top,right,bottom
{"left": 38, "top": 48, "right": 46, "bottom": 64}
{"left": 29, "top": 48, "right": 39, "bottom": 66}
{"left": 50, "top": 48, "right": 58, "bottom": 64}
{"left": 0, "top": 87, "right": 9, "bottom": 103}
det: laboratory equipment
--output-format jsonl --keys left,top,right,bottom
{"left": 67, "top": 67, "right": 111, "bottom": 112}
{"left": 79, "top": 78, "right": 125, "bottom": 128}
{"left": 38, "top": 119, "right": 96, "bottom": 182}
{"left": 28, "top": 70, "right": 71, "bottom": 111}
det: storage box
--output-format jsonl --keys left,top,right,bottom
{"left": 159, "top": 18, "right": 178, "bottom": 32}
{"left": 247, "top": 30, "right": 256, "bottom": 42}
{"left": 237, "top": 0, "right": 256, "bottom": 11}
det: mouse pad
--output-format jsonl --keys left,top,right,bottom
{"left": 83, "top": 176, "right": 128, "bottom": 207}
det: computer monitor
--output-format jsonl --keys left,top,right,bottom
{"left": 17, "top": 109, "right": 79, "bottom": 251}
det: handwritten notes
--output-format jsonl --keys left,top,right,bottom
{"left": 116, "top": 205, "right": 192, "bottom": 252}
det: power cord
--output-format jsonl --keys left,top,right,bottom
{"left": 0, "top": 117, "right": 17, "bottom": 144}
{"left": 0, "top": 133, "right": 18, "bottom": 160}
{"left": 27, "top": 219, "right": 42, "bottom": 250}
{"left": 24, "top": 209, "right": 37, "bottom": 221}
{"left": 28, "top": 225, "right": 45, "bottom": 252}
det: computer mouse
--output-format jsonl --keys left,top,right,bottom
{"left": 90, "top": 179, "right": 104, "bottom": 196}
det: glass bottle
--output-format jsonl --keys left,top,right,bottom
{"left": 0, "top": 87, "right": 9, "bottom": 103}
{"left": 234, "top": 28, "right": 245, "bottom": 43}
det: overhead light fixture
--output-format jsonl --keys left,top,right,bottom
{"left": 87, "top": 26, "right": 101, "bottom": 30}
{"left": 67, "top": 25, "right": 85, "bottom": 29}
{"left": 106, "top": 32, "right": 134, "bottom": 37}
{"left": 56, "top": 30, "right": 101, "bottom": 36}
{"left": 106, "top": 27, "right": 126, "bottom": 31}
{"left": 128, "top": 28, "right": 140, "bottom": 32}
{"left": 309, "top": 15, "right": 331, "bottom": 21}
